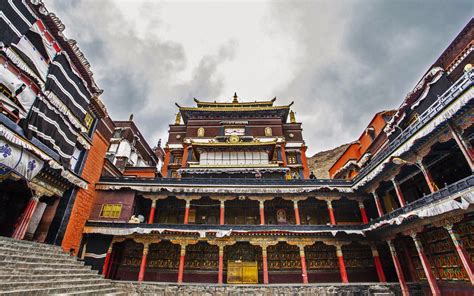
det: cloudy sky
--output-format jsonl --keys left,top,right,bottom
{"left": 48, "top": 0, "right": 473, "bottom": 155}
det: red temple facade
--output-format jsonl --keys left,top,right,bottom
{"left": 79, "top": 20, "right": 474, "bottom": 296}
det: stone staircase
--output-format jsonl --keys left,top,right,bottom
{"left": 0, "top": 236, "right": 126, "bottom": 295}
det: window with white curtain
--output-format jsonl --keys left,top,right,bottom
{"left": 199, "top": 151, "right": 268, "bottom": 165}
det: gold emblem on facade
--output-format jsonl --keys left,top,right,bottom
{"left": 229, "top": 135, "right": 240, "bottom": 143}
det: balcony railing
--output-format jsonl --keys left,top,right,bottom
{"left": 89, "top": 174, "right": 473, "bottom": 233}
{"left": 353, "top": 69, "right": 474, "bottom": 185}
{"left": 368, "top": 174, "right": 474, "bottom": 225}
{"left": 99, "top": 176, "right": 353, "bottom": 187}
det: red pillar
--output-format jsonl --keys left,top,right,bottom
{"left": 448, "top": 121, "right": 474, "bottom": 171}
{"left": 102, "top": 243, "right": 113, "bottom": 277}
{"left": 411, "top": 234, "right": 441, "bottom": 296}
{"left": 445, "top": 224, "right": 474, "bottom": 284}
{"left": 358, "top": 201, "right": 369, "bottom": 224}
{"left": 327, "top": 200, "right": 336, "bottom": 225}
{"left": 300, "top": 146, "right": 310, "bottom": 179}
{"left": 418, "top": 161, "right": 437, "bottom": 193}
{"left": 177, "top": 245, "right": 186, "bottom": 283}
{"left": 161, "top": 148, "right": 171, "bottom": 177}
{"left": 259, "top": 200, "right": 265, "bottom": 225}
{"left": 219, "top": 200, "right": 225, "bottom": 225}
{"left": 293, "top": 200, "right": 301, "bottom": 225}
{"left": 218, "top": 245, "right": 224, "bottom": 284}
{"left": 372, "top": 191, "right": 384, "bottom": 217}
{"left": 138, "top": 244, "right": 148, "bottom": 282}
{"left": 371, "top": 246, "right": 387, "bottom": 282}
{"left": 262, "top": 247, "right": 269, "bottom": 284}
{"left": 183, "top": 199, "right": 191, "bottom": 224}
{"left": 401, "top": 240, "right": 419, "bottom": 282}
{"left": 148, "top": 200, "right": 156, "bottom": 224}
{"left": 336, "top": 245, "right": 348, "bottom": 283}
{"left": 12, "top": 195, "right": 40, "bottom": 240}
{"left": 391, "top": 179, "right": 406, "bottom": 207}
{"left": 299, "top": 246, "right": 309, "bottom": 284}
{"left": 387, "top": 240, "right": 410, "bottom": 296}
{"left": 181, "top": 145, "right": 189, "bottom": 168}
{"left": 280, "top": 144, "right": 287, "bottom": 166}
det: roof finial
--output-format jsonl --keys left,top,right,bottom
{"left": 233, "top": 92, "right": 238, "bottom": 103}
{"left": 290, "top": 110, "right": 296, "bottom": 123}
{"left": 175, "top": 112, "right": 181, "bottom": 125}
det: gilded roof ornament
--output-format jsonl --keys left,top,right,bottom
{"left": 290, "top": 110, "right": 296, "bottom": 123}
{"left": 233, "top": 92, "right": 238, "bottom": 103}
{"left": 175, "top": 112, "right": 181, "bottom": 125}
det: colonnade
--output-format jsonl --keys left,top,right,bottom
{"left": 144, "top": 194, "right": 369, "bottom": 226}
{"left": 101, "top": 236, "right": 386, "bottom": 285}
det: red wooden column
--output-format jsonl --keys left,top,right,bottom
{"left": 326, "top": 200, "right": 336, "bottom": 225}
{"left": 448, "top": 121, "right": 474, "bottom": 171}
{"left": 391, "top": 179, "right": 406, "bottom": 207}
{"left": 217, "top": 245, "right": 224, "bottom": 284}
{"left": 358, "top": 201, "right": 369, "bottom": 224}
{"left": 181, "top": 145, "right": 189, "bottom": 168}
{"left": 387, "top": 240, "right": 410, "bottom": 296}
{"left": 417, "top": 160, "right": 438, "bottom": 193}
{"left": 401, "top": 241, "right": 419, "bottom": 282}
{"left": 371, "top": 245, "right": 387, "bottom": 282}
{"left": 12, "top": 195, "right": 40, "bottom": 240}
{"left": 138, "top": 243, "right": 149, "bottom": 282}
{"left": 102, "top": 240, "right": 114, "bottom": 277}
{"left": 148, "top": 199, "right": 156, "bottom": 224}
{"left": 299, "top": 245, "right": 309, "bottom": 284}
{"left": 219, "top": 200, "right": 225, "bottom": 225}
{"left": 445, "top": 224, "right": 474, "bottom": 284}
{"left": 259, "top": 200, "right": 265, "bottom": 225}
{"left": 371, "top": 191, "right": 384, "bottom": 217}
{"left": 161, "top": 148, "right": 171, "bottom": 177}
{"left": 280, "top": 144, "right": 287, "bottom": 166}
{"left": 177, "top": 244, "right": 186, "bottom": 283}
{"left": 336, "top": 245, "right": 348, "bottom": 283}
{"left": 183, "top": 199, "right": 191, "bottom": 224}
{"left": 410, "top": 233, "right": 441, "bottom": 296}
{"left": 262, "top": 245, "right": 269, "bottom": 284}
{"left": 293, "top": 200, "right": 301, "bottom": 225}
{"left": 300, "top": 146, "right": 310, "bottom": 179}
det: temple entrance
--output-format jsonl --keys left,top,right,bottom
{"left": 225, "top": 242, "right": 260, "bottom": 283}
{"left": 0, "top": 179, "right": 31, "bottom": 237}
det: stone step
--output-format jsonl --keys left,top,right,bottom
{"left": 0, "top": 254, "right": 80, "bottom": 264}
{"left": 0, "top": 246, "right": 73, "bottom": 259}
{"left": 59, "top": 288, "right": 128, "bottom": 296}
{"left": 0, "top": 260, "right": 92, "bottom": 270}
{"left": 0, "top": 267, "right": 99, "bottom": 275}
{"left": 0, "top": 236, "right": 63, "bottom": 252}
{"left": 0, "top": 283, "right": 122, "bottom": 295}
{"left": 0, "top": 244, "right": 67, "bottom": 256}
{"left": 0, "top": 278, "right": 107, "bottom": 291}
{"left": 0, "top": 273, "right": 102, "bottom": 282}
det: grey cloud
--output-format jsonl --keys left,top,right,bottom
{"left": 48, "top": 0, "right": 235, "bottom": 147}
{"left": 49, "top": 0, "right": 473, "bottom": 155}
{"left": 269, "top": 0, "right": 473, "bottom": 154}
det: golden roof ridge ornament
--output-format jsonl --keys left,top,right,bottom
{"left": 232, "top": 92, "right": 238, "bottom": 103}
{"left": 290, "top": 110, "right": 296, "bottom": 123}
